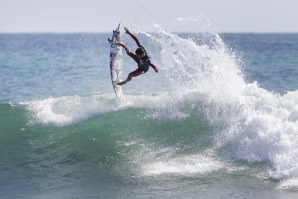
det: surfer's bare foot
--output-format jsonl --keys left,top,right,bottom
{"left": 113, "top": 81, "right": 119, "bottom": 87}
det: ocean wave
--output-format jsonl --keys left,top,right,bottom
{"left": 15, "top": 26, "right": 298, "bottom": 184}
{"left": 18, "top": 86, "right": 298, "bottom": 183}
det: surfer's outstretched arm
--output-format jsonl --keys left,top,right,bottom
{"left": 124, "top": 27, "right": 142, "bottom": 47}
{"left": 116, "top": 42, "right": 129, "bottom": 53}
{"left": 150, "top": 63, "right": 159, "bottom": 73}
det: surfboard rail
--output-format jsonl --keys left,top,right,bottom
{"left": 108, "top": 24, "right": 123, "bottom": 99}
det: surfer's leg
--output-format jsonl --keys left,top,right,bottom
{"left": 117, "top": 68, "right": 143, "bottom": 86}
{"left": 117, "top": 74, "right": 132, "bottom": 86}
{"left": 130, "top": 68, "right": 144, "bottom": 77}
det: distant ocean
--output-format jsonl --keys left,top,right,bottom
{"left": 1, "top": 30, "right": 298, "bottom": 198}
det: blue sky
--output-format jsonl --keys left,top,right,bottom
{"left": 0, "top": 0, "right": 297, "bottom": 33}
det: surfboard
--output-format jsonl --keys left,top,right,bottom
{"left": 108, "top": 24, "right": 122, "bottom": 99}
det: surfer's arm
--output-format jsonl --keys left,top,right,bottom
{"left": 150, "top": 63, "right": 158, "bottom": 73}
{"left": 116, "top": 42, "right": 129, "bottom": 53}
{"left": 116, "top": 42, "right": 139, "bottom": 63}
{"left": 124, "top": 27, "right": 142, "bottom": 47}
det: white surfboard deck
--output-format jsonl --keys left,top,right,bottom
{"left": 108, "top": 24, "right": 123, "bottom": 99}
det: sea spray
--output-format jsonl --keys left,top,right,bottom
{"left": 142, "top": 23, "right": 298, "bottom": 182}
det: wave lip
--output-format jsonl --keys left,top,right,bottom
{"left": 21, "top": 90, "right": 200, "bottom": 126}
{"left": 21, "top": 94, "right": 119, "bottom": 126}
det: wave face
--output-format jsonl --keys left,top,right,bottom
{"left": 1, "top": 22, "right": 298, "bottom": 197}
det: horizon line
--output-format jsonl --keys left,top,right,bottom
{"left": 1, "top": 31, "right": 298, "bottom": 34}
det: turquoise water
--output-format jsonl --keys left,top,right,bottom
{"left": 1, "top": 30, "right": 298, "bottom": 198}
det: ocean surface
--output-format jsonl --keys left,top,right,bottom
{"left": 1, "top": 29, "right": 298, "bottom": 198}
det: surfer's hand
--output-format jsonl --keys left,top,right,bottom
{"left": 115, "top": 41, "right": 124, "bottom": 46}
{"left": 124, "top": 27, "right": 130, "bottom": 34}
{"left": 155, "top": 68, "right": 159, "bottom": 73}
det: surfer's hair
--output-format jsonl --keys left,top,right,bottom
{"left": 135, "top": 47, "right": 145, "bottom": 56}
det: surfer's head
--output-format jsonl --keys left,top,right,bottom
{"left": 135, "top": 47, "right": 145, "bottom": 58}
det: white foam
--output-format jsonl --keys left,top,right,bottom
{"left": 277, "top": 178, "right": 298, "bottom": 190}
{"left": 145, "top": 26, "right": 298, "bottom": 180}
{"left": 22, "top": 94, "right": 121, "bottom": 126}
{"left": 22, "top": 91, "right": 195, "bottom": 126}
{"left": 143, "top": 154, "right": 224, "bottom": 175}
{"left": 213, "top": 87, "right": 298, "bottom": 180}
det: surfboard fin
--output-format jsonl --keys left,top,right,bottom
{"left": 108, "top": 38, "right": 112, "bottom": 44}
{"left": 116, "top": 23, "right": 121, "bottom": 31}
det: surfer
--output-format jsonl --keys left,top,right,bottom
{"left": 115, "top": 27, "right": 158, "bottom": 86}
